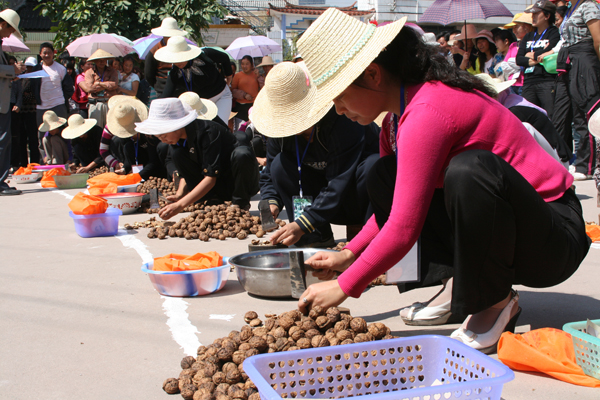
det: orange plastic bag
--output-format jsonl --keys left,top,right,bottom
{"left": 14, "top": 163, "right": 41, "bottom": 175}
{"left": 88, "top": 181, "right": 118, "bottom": 195}
{"left": 68, "top": 192, "right": 109, "bottom": 215}
{"left": 87, "top": 172, "right": 142, "bottom": 187}
{"left": 41, "top": 168, "right": 71, "bottom": 188}
{"left": 585, "top": 225, "right": 600, "bottom": 243}
{"left": 153, "top": 252, "right": 223, "bottom": 272}
{"left": 498, "top": 328, "right": 600, "bottom": 387}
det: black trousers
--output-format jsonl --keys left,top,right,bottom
{"left": 170, "top": 144, "right": 259, "bottom": 207}
{"left": 552, "top": 74, "right": 574, "bottom": 155}
{"left": 271, "top": 152, "right": 378, "bottom": 239}
{"left": 368, "top": 152, "right": 590, "bottom": 316}
{"left": 521, "top": 79, "right": 556, "bottom": 119}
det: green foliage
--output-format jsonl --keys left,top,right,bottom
{"left": 36, "top": 0, "right": 226, "bottom": 51}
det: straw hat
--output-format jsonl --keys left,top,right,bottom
{"left": 38, "top": 111, "right": 67, "bottom": 132}
{"left": 589, "top": 109, "right": 600, "bottom": 140}
{"left": 135, "top": 98, "right": 198, "bottom": 136}
{"left": 472, "top": 30, "right": 494, "bottom": 45}
{"left": 154, "top": 36, "right": 202, "bottom": 64}
{"left": 179, "top": 92, "right": 218, "bottom": 121}
{"left": 151, "top": 17, "right": 188, "bottom": 37}
{"left": 61, "top": 114, "right": 98, "bottom": 139}
{"left": 297, "top": 8, "right": 406, "bottom": 115}
{"left": 475, "top": 74, "right": 516, "bottom": 94}
{"left": 107, "top": 94, "right": 132, "bottom": 109}
{"left": 88, "top": 49, "right": 115, "bottom": 61}
{"left": 0, "top": 9, "right": 22, "bottom": 39}
{"left": 229, "top": 111, "right": 238, "bottom": 120}
{"left": 453, "top": 24, "right": 478, "bottom": 42}
{"left": 257, "top": 56, "right": 277, "bottom": 67}
{"left": 24, "top": 56, "right": 37, "bottom": 66}
{"left": 250, "top": 62, "right": 333, "bottom": 138}
{"left": 106, "top": 97, "right": 149, "bottom": 138}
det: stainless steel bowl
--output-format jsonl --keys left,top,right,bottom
{"left": 229, "top": 248, "right": 336, "bottom": 298}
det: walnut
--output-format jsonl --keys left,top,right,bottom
{"left": 248, "top": 336, "right": 267, "bottom": 352}
{"left": 341, "top": 339, "right": 354, "bottom": 345}
{"left": 368, "top": 322, "right": 387, "bottom": 339}
{"left": 245, "top": 380, "right": 257, "bottom": 390}
{"left": 264, "top": 319, "right": 276, "bottom": 331}
{"left": 267, "top": 343, "right": 277, "bottom": 353}
{"left": 213, "top": 338, "right": 224, "bottom": 347}
{"left": 329, "top": 337, "right": 341, "bottom": 346}
{"left": 212, "top": 371, "right": 226, "bottom": 385}
{"left": 287, "top": 346, "right": 301, "bottom": 351}
{"left": 265, "top": 334, "right": 276, "bottom": 344}
{"left": 308, "top": 305, "right": 324, "bottom": 319}
{"left": 249, "top": 393, "right": 261, "bottom": 400}
{"left": 305, "top": 328, "right": 321, "bottom": 340}
{"left": 228, "top": 330, "right": 240, "bottom": 340}
{"left": 238, "top": 342, "right": 252, "bottom": 352}
{"left": 249, "top": 318, "right": 262, "bottom": 327}
{"left": 273, "top": 326, "right": 287, "bottom": 338}
{"left": 245, "top": 348, "right": 259, "bottom": 358}
{"left": 274, "top": 337, "right": 288, "bottom": 351}
{"left": 225, "top": 369, "right": 241, "bottom": 384}
{"left": 341, "top": 313, "right": 353, "bottom": 323}
{"left": 222, "top": 338, "right": 237, "bottom": 351}
{"left": 218, "top": 347, "right": 234, "bottom": 362}
{"left": 180, "top": 383, "right": 198, "bottom": 400}
{"left": 349, "top": 317, "right": 367, "bottom": 333}
{"left": 326, "top": 307, "right": 341, "bottom": 323}
{"left": 383, "top": 334, "right": 395, "bottom": 340}
{"left": 288, "top": 326, "right": 305, "bottom": 341}
{"left": 216, "top": 394, "right": 232, "bottom": 400}
{"left": 228, "top": 384, "right": 247, "bottom": 399}
{"left": 278, "top": 316, "right": 295, "bottom": 331}
{"left": 158, "top": 232, "right": 166, "bottom": 239}
{"left": 256, "top": 230, "right": 265, "bottom": 238}
{"left": 336, "top": 330, "right": 353, "bottom": 341}
{"left": 252, "top": 327, "right": 268, "bottom": 337}
{"left": 296, "top": 337, "right": 311, "bottom": 349}
{"left": 315, "top": 315, "right": 331, "bottom": 330}
{"left": 215, "top": 383, "right": 231, "bottom": 394}
{"left": 325, "top": 330, "right": 336, "bottom": 341}
{"left": 222, "top": 362, "right": 238, "bottom": 374}
{"left": 237, "top": 232, "right": 247, "bottom": 239}
{"left": 311, "top": 335, "right": 330, "bottom": 348}
{"left": 163, "top": 378, "right": 180, "bottom": 394}
{"left": 194, "top": 391, "right": 214, "bottom": 400}
{"left": 232, "top": 350, "right": 246, "bottom": 365}
{"left": 354, "top": 333, "right": 370, "bottom": 343}
{"left": 147, "top": 232, "right": 155, "bottom": 239}
{"left": 334, "top": 320, "right": 350, "bottom": 333}
{"left": 181, "top": 356, "right": 196, "bottom": 369}
{"left": 197, "top": 380, "right": 216, "bottom": 393}
{"left": 180, "top": 369, "right": 197, "bottom": 380}
{"left": 301, "top": 319, "right": 318, "bottom": 331}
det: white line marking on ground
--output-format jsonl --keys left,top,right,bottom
{"left": 209, "top": 314, "right": 236, "bottom": 321}
{"left": 592, "top": 243, "right": 600, "bottom": 250}
{"left": 50, "top": 189, "right": 74, "bottom": 200}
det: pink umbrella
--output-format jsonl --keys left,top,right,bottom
{"left": 2, "top": 34, "right": 30, "bottom": 53}
{"left": 66, "top": 33, "right": 134, "bottom": 58}
{"left": 226, "top": 36, "right": 282, "bottom": 59}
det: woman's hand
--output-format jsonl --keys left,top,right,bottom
{"left": 159, "top": 201, "right": 185, "bottom": 220}
{"left": 298, "top": 280, "right": 348, "bottom": 315}
{"left": 269, "top": 221, "right": 304, "bottom": 246}
{"left": 76, "top": 166, "right": 90, "bottom": 174}
{"left": 305, "top": 249, "right": 355, "bottom": 281}
{"left": 12, "top": 105, "right": 20, "bottom": 113}
{"left": 269, "top": 204, "right": 279, "bottom": 219}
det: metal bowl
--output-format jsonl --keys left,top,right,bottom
{"left": 229, "top": 248, "right": 335, "bottom": 298}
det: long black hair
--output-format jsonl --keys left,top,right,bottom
{"left": 241, "top": 55, "right": 254, "bottom": 68}
{"left": 475, "top": 37, "right": 497, "bottom": 71}
{"left": 360, "top": 26, "right": 496, "bottom": 98}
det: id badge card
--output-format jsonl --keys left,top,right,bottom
{"left": 524, "top": 66, "right": 534, "bottom": 74}
{"left": 132, "top": 164, "right": 143, "bottom": 174}
{"left": 292, "top": 196, "right": 313, "bottom": 221}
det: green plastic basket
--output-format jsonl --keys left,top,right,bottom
{"left": 563, "top": 319, "right": 600, "bottom": 380}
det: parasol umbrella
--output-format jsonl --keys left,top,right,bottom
{"left": 225, "top": 36, "right": 282, "bottom": 59}
{"left": 109, "top": 33, "right": 135, "bottom": 47}
{"left": 66, "top": 33, "right": 134, "bottom": 58}
{"left": 419, "top": 0, "right": 513, "bottom": 26}
{"left": 2, "top": 34, "right": 30, "bottom": 52}
{"left": 202, "top": 46, "right": 235, "bottom": 62}
{"left": 133, "top": 34, "right": 197, "bottom": 60}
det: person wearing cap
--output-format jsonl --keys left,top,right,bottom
{"left": 552, "top": 0, "right": 600, "bottom": 181}
{"left": 0, "top": 8, "right": 26, "bottom": 195}
{"left": 251, "top": 62, "right": 380, "bottom": 248}
{"left": 293, "top": 9, "right": 589, "bottom": 352}
{"left": 79, "top": 49, "right": 119, "bottom": 129}
{"left": 145, "top": 17, "right": 189, "bottom": 97}
{"left": 157, "top": 37, "right": 234, "bottom": 125}
{"left": 256, "top": 56, "right": 277, "bottom": 89}
{"left": 516, "top": 0, "right": 560, "bottom": 117}
{"left": 28, "top": 42, "right": 74, "bottom": 164}
{"left": 61, "top": 114, "right": 105, "bottom": 173}
{"left": 38, "top": 110, "right": 69, "bottom": 165}
{"left": 135, "top": 98, "right": 259, "bottom": 219}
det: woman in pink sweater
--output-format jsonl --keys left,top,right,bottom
{"left": 296, "top": 9, "right": 590, "bottom": 353}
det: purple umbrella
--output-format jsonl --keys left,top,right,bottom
{"left": 419, "top": 0, "right": 513, "bottom": 26}
{"left": 133, "top": 34, "right": 197, "bottom": 60}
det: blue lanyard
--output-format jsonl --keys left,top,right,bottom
{"left": 294, "top": 127, "right": 316, "bottom": 198}
{"left": 561, "top": 0, "right": 582, "bottom": 36}
{"left": 392, "top": 84, "right": 406, "bottom": 162}
{"left": 182, "top": 69, "right": 193, "bottom": 92}
{"left": 530, "top": 28, "right": 548, "bottom": 52}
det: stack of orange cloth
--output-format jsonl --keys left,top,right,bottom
{"left": 153, "top": 252, "right": 223, "bottom": 272}
{"left": 68, "top": 192, "right": 109, "bottom": 215}
{"left": 14, "top": 163, "right": 41, "bottom": 175}
{"left": 585, "top": 224, "right": 600, "bottom": 243}
{"left": 41, "top": 168, "right": 71, "bottom": 188}
{"left": 88, "top": 181, "right": 118, "bottom": 195}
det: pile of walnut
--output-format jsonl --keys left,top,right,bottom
{"left": 143, "top": 204, "right": 286, "bottom": 241}
{"left": 163, "top": 307, "right": 395, "bottom": 399}
{"left": 327, "top": 242, "right": 386, "bottom": 286}
{"left": 136, "top": 177, "right": 198, "bottom": 214}
{"left": 69, "top": 164, "right": 109, "bottom": 178}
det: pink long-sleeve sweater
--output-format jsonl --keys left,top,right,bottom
{"left": 340, "top": 81, "right": 573, "bottom": 298}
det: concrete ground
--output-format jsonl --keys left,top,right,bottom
{"left": 1, "top": 178, "right": 599, "bottom": 400}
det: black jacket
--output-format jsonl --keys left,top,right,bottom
{"left": 516, "top": 26, "right": 560, "bottom": 84}
{"left": 30, "top": 62, "right": 74, "bottom": 108}
{"left": 260, "top": 109, "right": 380, "bottom": 233}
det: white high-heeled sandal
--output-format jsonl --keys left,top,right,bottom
{"left": 450, "top": 291, "right": 522, "bottom": 354}
{"left": 401, "top": 300, "right": 453, "bottom": 326}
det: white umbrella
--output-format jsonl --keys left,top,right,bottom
{"left": 226, "top": 36, "right": 282, "bottom": 59}
{"left": 2, "top": 34, "right": 30, "bottom": 53}
{"left": 66, "top": 33, "right": 134, "bottom": 58}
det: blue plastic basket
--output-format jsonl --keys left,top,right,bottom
{"left": 563, "top": 319, "right": 600, "bottom": 380}
{"left": 244, "top": 335, "right": 514, "bottom": 400}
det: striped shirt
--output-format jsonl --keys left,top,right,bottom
{"left": 99, "top": 126, "right": 119, "bottom": 168}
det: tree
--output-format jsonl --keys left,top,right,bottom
{"left": 36, "top": 0, "right": 226, "bottom": 50}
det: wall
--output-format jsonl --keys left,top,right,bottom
{"left": 202, "top": 24, "right": 252, "bottom": 48}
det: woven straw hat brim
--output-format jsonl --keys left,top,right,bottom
{"left": 88, "top": 49, "right": 116, "bottom": 61}
{"left": 62, "top": 119, "right": 97, "bottom": 139}
{"left": 151, "top": 27, "right": 188, "bottom": 37}
{"left": 298, "top": 9, "right": 406, "bottom": 117}
{"left": 589, "top": 110, "right": 600, "bottom": 139}
{"left": 196, "top": 101, "right": 219, "bottom": 121}
{"left": 107, "top": 99, "right": 149, "bottom": 138}
{"left": 108, "top": 95, "right": 132, "bottom": 109}
{"left": 475, "top": 73, "right": 516, "bottom": 94}
{"left": 39, "top": 117, "right": 67, "bottom": 132}
{"left": 154, "top": 45, "right": 201, "bottom": 63}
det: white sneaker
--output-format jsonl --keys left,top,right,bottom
{"left": 572, "top": 172, "right": 591, "bottom": 181}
